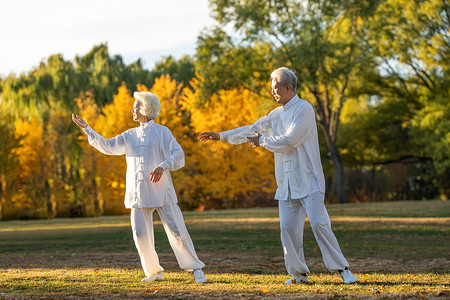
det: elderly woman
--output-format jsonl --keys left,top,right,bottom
{"left": 72, "top": 91, "right": 206, "bottom": 283}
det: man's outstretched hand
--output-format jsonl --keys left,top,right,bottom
{"left": 247, "top": 131, "right": 262, "bottom": 148}
{"left": 198, "top": 132, "right": 220, "bottom": 142}
{"left": 72, "top": 114, "right": 88, "bottom": 129}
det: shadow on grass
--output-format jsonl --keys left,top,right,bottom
{"left": 315, "top": 281, "right": 450, "bottom": 287}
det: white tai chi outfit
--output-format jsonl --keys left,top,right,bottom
{"left": 83, "top": 120, "right": 205, "bottom": 276}
{"left": 219, "top": 95, "right": 349, "bottom": 275}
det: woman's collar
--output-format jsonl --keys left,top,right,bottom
{"left": 140, "top": 119, "right": 154, "bottom": 128}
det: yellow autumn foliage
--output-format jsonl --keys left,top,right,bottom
{"left": 14, "top": 118, "right": 44, "bottom": 179}
{"left": 4, "top": 75, "right": 280, "bottom": 219}
{"left": 12, "top": 117, "right": 50, "bottom": 218}
{"left": 181, "top": 78, "right": 277, "bottom": 209}
{"left": 75, "top": 92, "right": 104, "bottom": 216}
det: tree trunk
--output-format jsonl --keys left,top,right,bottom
{"left": 318, "top": 123, "right": 348, "bottom": 204}
{"left": 0, "top": 175, "right": 3, "bottom": 220}
{"left": 313, "top": 80, "right": 349, "bottom": 204}
{"left": 92, "top": 151, "right": 103, "bottom": 215}
{"left": 329, "top": 142, "right": 347, "bottom": 203}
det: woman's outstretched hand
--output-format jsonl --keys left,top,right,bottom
{"left": 72, "top": 114, "right": 88, "bottom": 129}
{"left": 150, "top": 166, "right": 164, "bottom": 183}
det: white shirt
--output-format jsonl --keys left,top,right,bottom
{"left": 83, "top": 120, "right": 184, "bottom": 208}
{"left": 219, "top": 95, "right": 325, "bottom": 200}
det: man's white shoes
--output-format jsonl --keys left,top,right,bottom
{"left": 141, "top": 272, "right": 164, "bottom": 282}
{"left": 339, "top": 269, "right": 357, "bottom": 284}
{"left": 284, "top": 274, "right": 309, "bottom": 284}
{"left": 284, "top": 270, "right": 356, "bottom": 285}
{"left": 194, "top": 269, "right": 207, "bottom": 283}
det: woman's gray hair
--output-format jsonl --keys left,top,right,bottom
{"left": 270, "top": 67, "right": 298, "bottom": 91}
{"left": 133, "top": 91, "right": 161, "bottom": 120}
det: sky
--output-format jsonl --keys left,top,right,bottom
{"left": 0, "top": 0, "right": 216, "bottom": 77}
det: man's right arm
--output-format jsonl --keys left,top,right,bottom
{"left": 198, "top": 112, "right": 273, "bottom": 145}
{"left": 218, "top": 115, "right": 272, "bottom": 145}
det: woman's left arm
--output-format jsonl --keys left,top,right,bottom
{"left": 159, "top": 128, "right": 185, "bottom": 171}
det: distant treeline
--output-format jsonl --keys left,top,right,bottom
{"left": 0, "top": 0, "right": 448, "bottom": 219}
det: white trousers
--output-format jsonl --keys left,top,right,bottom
{"left": 130, "top": 202, "right": 205, "bottom": 277}
{"left": 279, "top": 191, "right": 349, "bottom": 275}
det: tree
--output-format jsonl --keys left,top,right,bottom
{"left": 0, "top": 113, "right": 19, "bottom": 220}
{"left": 360, "top": 0, "right": 450, "bottom": 198}
{"left": 182, "top": 78, "right": 276, "bottom": 209}
{"left": 149, "top": 55, "right": 196, "bottom": 88}
{"left": 45, "top": 109, "right": 82, "bottom": 217}
{"left": 13, "top": 117, "right": 52, "bottom": 218}
{"left": 196, "top": 0, "right": 379, "bottom": 202}
{"left": 74, "top": 43, "right": 151, "bottom": 107}
{"left": 1, "top": 43, "right": 151, "bottom": 121}
{"left": 75, "top": 92, "right": 104, "bottom": 216}
{"left": 196, "top": 28, "right": 276, "bottom": 97}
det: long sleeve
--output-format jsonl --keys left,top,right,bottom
{"left": 83, "top": 125, "right": 126, "bottom": 156}
{"left": 159, "top": 129, "right": 185, "bottom": 171}
{"left": 219, "top": 115, "right": 273, "bottom": 145}
{"left": 260, "top": 103, "right": 315, "bottom": 153}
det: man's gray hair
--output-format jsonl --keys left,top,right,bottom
{"left": 133, "top": 91, "right": 161, "bottom": 120}
{"left": 270, "top": 67, "right": 298, "bottom": 91}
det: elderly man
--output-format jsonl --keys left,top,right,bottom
{"left": 72, "top": 91, "right": 207, "bottom": 283}
{"left": 199, "top": 67, "right": 357, "bottom": 284}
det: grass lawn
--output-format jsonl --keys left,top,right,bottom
{"left": 0, "top": 200, "right": 449, "bottom": 299}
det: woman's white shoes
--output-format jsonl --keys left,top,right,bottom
{"left": 284, "top": 274, "right": 309, "bottom": 284}
{"left": 141, "top": 270, "right": 207, "bottom": 283}
{"left": 141, "top": 273, "right": 164, "bottom": 282}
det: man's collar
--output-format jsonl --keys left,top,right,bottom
{"left": 282, "top": 94, "right": 299, "bottom": 111}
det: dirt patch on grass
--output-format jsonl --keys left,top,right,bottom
{"left": 1, "top": 252, "right": 447, "bottom": 299}
{"left": 1, "top": 251, "right": 448, "bottom": 274}
{"left": 330, "top": 217, "right": 450, "bottom": 226}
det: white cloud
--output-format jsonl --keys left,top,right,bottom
{"left": 0, "top": 0, "right": 215, "bottom": 76}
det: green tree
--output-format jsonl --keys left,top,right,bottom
{"left": 1, "top": 54, "right": 77, "bottom": 120}
{"left": 196, "top": 27, "right": 275, "bottom": 97}
{"left": 0, "top": 113, "right": 19, "bottom": 220}
{"left": 196, "top": 0, "right": 379, "bottom": 202}
{"left": 1, "top": 43, "right": 151, "bottom": 121}
{"left": 73, "top": 43, "right": 151, "bottom": 107}
{"left": 356, "top": 0, "right": 450, "bottom": 198}
{"left": 149, "top": 55, "right": 196, "bottom": 88}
